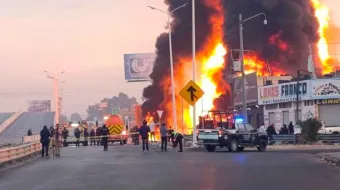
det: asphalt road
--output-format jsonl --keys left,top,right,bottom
{"left": 0, "top": 112, "right": 54, "bottom": 144}
{"left": 0, "top": 112, "right": 14, "bottom": 125}
{"left": 0, "top": 145, "right": 340, "bottom": 190}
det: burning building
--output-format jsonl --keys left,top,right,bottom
{"left": 142, "top": 0, "right": 340, "bottom": 133}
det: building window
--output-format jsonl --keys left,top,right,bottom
{"left": 279, "top": 102, "right": 292, "bottom": 108}
{"left": 265, "top": 104, "right": 277, "bottom": 110}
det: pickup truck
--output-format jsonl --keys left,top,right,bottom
{"left": 294, "top": 121, "right": 340, "bottom": 135}
{"left": 197, "top": 123, "right": 268, "bottom": 152}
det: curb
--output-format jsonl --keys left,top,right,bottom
{"left": 316, "top": 153, "right": 340, "bottom": 166}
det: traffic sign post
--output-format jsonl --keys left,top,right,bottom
{"left": 179, "top": 80, "right": 204, "bottom": 106}
{"left": 157, "top": 110, "right": 163, "bottom": 119}
{"left": 179, "top": 80, "right": 204, "bottom": 145}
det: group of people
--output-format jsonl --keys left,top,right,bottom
{"left": 40, "top": 124, "right": 63, "bottom": 157}
{"left": 258, "top": 122, "right": 295, "bottom": 143}
{"left": 136, "top": 120, "right": 183, "bottom": 152}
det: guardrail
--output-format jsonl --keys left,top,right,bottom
{"left": 183, "top": 134, "right": 340, "bottom": 145}
{"left": 22, "top": 135, "right": 40, "bottom": 143}
{"left": 0, "top": 111, "right": 24, "bottom": 136}
{"left": 0, "top": 142, "right": 41, "bottom": 164}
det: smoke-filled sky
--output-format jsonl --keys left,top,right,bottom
{"left": 0, "top": 0, "right": 339, "bottom": 117}
{"left": 0, "top": 0, "right": 167, "bottom": 117}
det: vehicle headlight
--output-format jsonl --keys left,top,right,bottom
{"left": 224, "top": 135, "right": 228, "bottom": 139}
{"left": 121, "top": 131, "right": 126, "bottom": 135}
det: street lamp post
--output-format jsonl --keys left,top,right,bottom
{"left": 44, "top": 71, "right": 65, "bottom": 125}
{"left": 239, "top": 13, "right": 267, "bottom": 122}
{"left": 192, "top": 0, "right": 198, "bottom": 145}
{"left": 147, "top": 3, "right": 188, "bottom": 132}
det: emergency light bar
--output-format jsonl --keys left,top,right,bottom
{"left": 235, "top": 116, "right": 244, "bottom": 124}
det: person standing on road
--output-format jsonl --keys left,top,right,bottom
{"left": 139, "top": 120, "right": 150, "bottom": 152}
{"left": 160, "top": 123, "right": 167, "bottom": 152}
{"left": 74, "top": 128, "right": 81, "bottom": 147}
{"left": 288, "top": 122, "right": 294, "bottom": 134}
{"left": 27, "top": 129, "right": 33, "bottom": 136}
{"left": 258, "top": 123, "right": 266, "bottom": 133}
{"left": 149, "top": 121, "right": 155, "bottom": 142}
{"left": 172, "top": 131, "right": 183, "bottom": 152}
{"left": 90, "top": 128, "right": 95, "bottom": 145}
{"left": 40, "top": 125, "right": 51, "bottom": 157}
{"left": 134, "top": 126, "right": 140, "bottom": 145}
{"left": 101, "top": 125, "right": 109, "bottom": 151}
{"left": 168, "top": 126, "right": 174, "bottom": 143}
{"left": 96, "top": 126, "right": 102, "bottom": 146}
{"left": 62, "top": 127, "right": 68, "bottom": 147}
{"left": 84, "top": 128, "right": 89, "bottom": 146}
{"left": 54, "top": 124, "right": 62, "bottom": 157}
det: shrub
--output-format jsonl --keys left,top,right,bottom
{"left": 300, "top": 118, "right": 322, "bottom": 143}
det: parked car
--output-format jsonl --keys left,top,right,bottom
{"left": 294, "top": 121, "right": 340, "bottom": 135}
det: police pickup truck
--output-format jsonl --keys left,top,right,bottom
{"left": 197, "top": 122, "right": 268, "bottom": 152}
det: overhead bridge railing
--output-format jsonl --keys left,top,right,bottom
{"left": 0, "top": 142, "right": 41, "bottom": 164}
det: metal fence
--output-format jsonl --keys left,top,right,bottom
{"left": 183, "top": 134, "right": 340, "bottom": 144}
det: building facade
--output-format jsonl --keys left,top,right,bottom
{"left": 258, "top": 78, "right": 340, "bottom": 131}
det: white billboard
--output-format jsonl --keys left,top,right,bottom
{"left": 123, "top": 53, "right": 156, "bottom": 82}
{"left": 311, "top": 79, "right": 340, "bottom": 99}
{"left": 28, "top": 100, "right": 51, "bottom": 112}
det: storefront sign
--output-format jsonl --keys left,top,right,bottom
{"left": 311, "top": 79, "right": 340, "bottom": 99}
{"left": 258, "top": 81, "right": 310, "bottom": 105}
{"left": 316, "top": 99, "right": 340, "bottom": 104}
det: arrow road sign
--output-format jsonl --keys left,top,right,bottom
{"left": 179, "top": 80, "right": 204, "bottom": 106}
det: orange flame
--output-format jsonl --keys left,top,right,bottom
{"left": 311, "top": 0, "right": 333, "bottom": 74}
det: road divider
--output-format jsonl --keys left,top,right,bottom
{"left": 0, "top": 111, "right": 24, "bottom": 136}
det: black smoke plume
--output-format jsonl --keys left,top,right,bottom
{"left": 142, "top": 0, "right": 221, "bottom": 117}
{"left": 223, "top": 0, "right": 319, "bottom": 75}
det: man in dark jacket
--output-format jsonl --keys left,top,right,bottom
{"left": 288, "top": 122, "right": 294, "bottom": 134}
{"left": 96, "top": 127, "right": 102, "bottom": 146}
{"left": 101, "top": 125, "right": 110, "bottom": 151}
{"left": 266, "top": 124, "right": 277, "bottom": 145}
{"left": 172, "top": 131, "right": 183, "bottom": 152}
{"left": 74, "top": 128, "right": 81, "bottom": 147}
{"left": 40, "top": 125, "right": 51, "bottom": 157}
{"left": 90, "top": 129, "right": 96, "bottom": 145}
{"left": 62, "top": 127, "right": 69, "bottom": 146}
{"left": 139, "top": 120, "right": 150, "bottom": 152}
{"left": 168, "top": 126, "right": 174, "bottom": 143}
{"left": 27, "top": 129, "right": 33, "bottom": 136}
{"left": 160, "top": 123, "right": 167, "bottom": 151}
{"left": 84, "top": 128, "right": 89, "bottom": 146}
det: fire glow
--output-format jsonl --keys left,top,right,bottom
{"left": 143, "top": 0, "right": 338, "bottom": 135}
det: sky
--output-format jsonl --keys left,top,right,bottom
{"left": 0, "top": 0, "right": 339, "bottom": 118}
{"left": 0, "top": 0, "right": 167, "bottom": 117}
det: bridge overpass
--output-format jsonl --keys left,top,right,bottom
{"left": 0, "top": 112, "right": 54, "bottom": 144}
{"left": 0, "top": 145, "right": 340, "bottom": 190}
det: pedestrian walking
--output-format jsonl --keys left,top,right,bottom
{"left": 74, "top": 128, "right": 81, "bottom": 147}
{"left": 101, "top": 125, "right": 109, "bottom": 151}
{"left": 90, "top": 129, "right": 95, "bottom": 145}
{"left": 160, "top": 123, "right": 167, "bottom": 151}
{"left": 40, "top": 126, "right": 51, "bottom": 157}
{"left": 266, "top": 124, "right": 277, "bottom": 145}
{"left": 54, "top": 124, "right": 62, "bottom": 157}
{"left": 172, "top": 131, "right": 183, "bottom": 152}
{"left": 139, "top": 120, "right": 150, "bottom": 152}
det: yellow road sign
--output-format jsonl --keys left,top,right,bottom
{"left": 179, "top": 80, "right": 204, "bottom": 106}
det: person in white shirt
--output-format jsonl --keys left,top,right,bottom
{"left": 258, "top": 123, "right": 266, "bottom": 133}
{"left": 149, "top": 121, "right": 156, "bottom": 142}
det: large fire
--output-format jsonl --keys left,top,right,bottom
{"left": 145, "top": 0, "right": 338, "bottom": 135}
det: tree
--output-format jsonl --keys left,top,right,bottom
{"left": 300, "top": 118, "right": 322, "bottom": 143}
{"left": 86, "top": 92, "right": 138, "bottom": 120}
{"left": 70, "top": 113, "right": 82, "bottom": 122}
